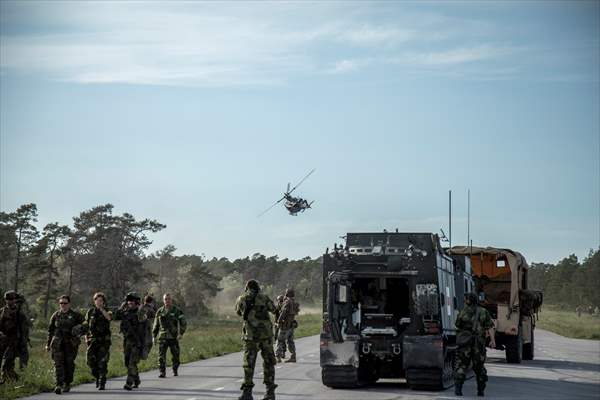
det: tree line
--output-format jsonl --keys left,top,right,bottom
{"left": 0, "top": 203, "right": 322, "bottom": 322}
{"left": 528, "top": 249, "right": 600, "bottom": 310}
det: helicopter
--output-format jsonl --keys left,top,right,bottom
{"left": 258, "top": 169, "right": 316, "bottom": 217}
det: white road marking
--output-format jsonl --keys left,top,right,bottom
{"left": 214, "top": 387, "right": 225, "bottom": 391}
{"left": 276, "top": 366, "right": 283, "bottom": 369}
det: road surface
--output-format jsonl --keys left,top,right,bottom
{"left": 22, "top": 329, "right": 599, "bottom": 399}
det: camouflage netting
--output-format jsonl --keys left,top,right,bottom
{"left": 519, "top": 289, "right": 543, "bottom": 316}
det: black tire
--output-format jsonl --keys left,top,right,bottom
{"left": 522, "top": 326, "right": 534, "bottom": 360}
{"left": 322, "top": 365, "right": 362, "bottom": 388}
{"left": 505, "top": 329, "right": 523, "bottom": 364}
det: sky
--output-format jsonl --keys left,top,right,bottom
{"left": 1, "top": 1, "right": 598, "bottom": 264}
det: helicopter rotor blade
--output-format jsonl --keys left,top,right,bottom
{"left": 288, "top": 168, "right": 316, "bottom": 195}
{"left": 257, "top": 196, "right": 286, "bottom": 218}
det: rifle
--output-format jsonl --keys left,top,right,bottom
{"left": 243, "top": 291, "right": 258, "bottom": 321}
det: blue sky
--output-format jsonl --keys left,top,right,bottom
{"left": 1, "top": 1, "right": 598, "bottom": 264}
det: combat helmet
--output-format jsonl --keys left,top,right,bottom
{"left": 125, "top": 292, "right": 141, "bottom": 302}
{"left": 285, "top": 288, "right": 295, "bottom": 298}
{"left": 245, "top": 280, "right": 260, "bottom": 292}
{"left": 4, "top": 290, "right": 18, "bottom": 301}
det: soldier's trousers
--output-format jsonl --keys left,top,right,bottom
{"left": 86, "top": 339, "right": 111, "bottom": 380}
{"left": 242, "top": 338, "right": 276, "bottom": 390}
{"left": 0, "top": 339, "right": 18, "bottom": 380}
{"left": 158, "top": 339, "right": 180, "bottom": 372}
{"left": 454, "top": 342, "right": 488, "bottom": 386}
{"left": 51, "top": 342, "right": 79, "bottom": 386}
{"left": 276, "top": 328, "right": 296, "bottom": 357}
{"left": 123, "top": 339, "right": 141, "bottom": 386}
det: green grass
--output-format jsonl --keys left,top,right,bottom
{"left": 537, "top": 306, "right": 600, "bottom": 340}
{"left": 0, "top": 313, "right": 321, "bottom": 400}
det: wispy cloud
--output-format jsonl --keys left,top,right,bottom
{"left": 0, "top": 2, "right": 566, "bottom": 86}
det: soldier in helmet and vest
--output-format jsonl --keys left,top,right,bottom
{"left": 114, "top": 292, "right": 150, "bottom": 391}
{"left": 0, "top": 290, "right": 29, "bottom": 384}
{"left": 454, "top": 292, "right": 495, "bottom": 397}
{"left": 235, "top": 280, "right": 278, "bottom": 400}
{"left": 46, "top": 295, "right": 85, "bottom": 394}
{"left": 276, "top": 288, "right": 300, "bottom": 363}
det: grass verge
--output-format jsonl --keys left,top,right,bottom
{"left": 537, "top": 306, "right": 600, "bottom": 340}
{"left": 1, "top": 313, "right": 321, "bottom": 400}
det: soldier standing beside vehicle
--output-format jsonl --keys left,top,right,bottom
{"left": 84, "top": 292, "right": 112, "bottom": 391}
{"left": 276, "top": 288, "right": 300, "bottom": 363}
{"left": 454, "top": 292, "right": 495, "bottom": 397}
{"left": 235, "top": 280, "right": 278, "bottom": 400}
{"left": 114, "top": 292, "right": 150, "bottom": 391}
{"left": 153, "top": 293, "right": 187, "bottom": 378}
{"left": 0, "top": 290, "right": 29, "bottom": 384}
{"left": 273, "top": 295, "right": 284, "bottom": 347}
{"left": 46, "top": 295, "right": 85, "bottom": 394}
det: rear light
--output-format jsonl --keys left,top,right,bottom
{"left": 322, "top": 320, "right": 331, "bottom": 334}
{"left": 423, "top": 320, "right": 441, "bottom": 334}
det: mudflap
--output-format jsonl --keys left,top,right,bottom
{"left": 321, "top": 339, "right": 365, "bottom": 388}
{"left": 403, "top": 335, "right": 454, "bottom": 391}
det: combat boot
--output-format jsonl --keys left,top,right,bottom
{"left": 238, "top": 387, "right": 253, "bottom": 400}
{"left": 123, "top": 383, "right": 133, "bottom": 391}
{"left": 285, "top": 353, "right": 296, "bottom": 363}
{"left": 173, "top": 366, "right": 179, "bottom": 376}
{"left": 159, "top": 370, "right": 166, "bottom": 378}
{"left": 477, "top": 382, "right": 486, "bottom": 397}
{"left": 454, "top": 382, "right": 463, "bottom": 396}
{"left": 95, "top": 376, "right": 99, "bottom": 388}
{"left": 262, "top": 385, "right": 277, "bottom": 400}
{"left": 99, "top": 377, "right": 106, "bottom": 391}
{"left": 54, "top": 386, "right": 62, "bottom": 394}
{"left": 62, "top": 384, "right": 70, "bottom": 393}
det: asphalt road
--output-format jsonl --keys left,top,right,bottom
{"left": 23, "top": 329, "right": 599, "bottom": 399}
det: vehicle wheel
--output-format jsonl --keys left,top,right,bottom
{"left": 505, "top": 328, "right": 523, "bottom": 364}
{"left": 522, "top": 325, "right": 534, "bottom": 360}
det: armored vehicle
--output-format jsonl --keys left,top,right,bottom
{"left": 450, "top": 246, "right": 543, "bottom": 363}
{"left": 320, "top": 232, "right": 466, "bottom": 390}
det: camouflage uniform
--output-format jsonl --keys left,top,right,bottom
{"left": 140, "top": 301, "right": 157, "bottom": 359}
{"left": 276, "top": 291, "right": 299, "bottom": 362}
{"left": 114, "top": 301, "right": 149, "bottom": 389}
{"left": 47, "top": 309, "right": 85, "bottom": 390}
{"left": 84, "top": 306, "right": 112, "bottom": 388}
{"left": 454, "top": 297, "right": 494, "bottom": 396}
{"left": 0, "top": 292, "right": 29, "bottom": 382}
{"left": 273, "top": 296, "right": 284, "bottom": 342}
{"left": 235, "top": 282, "right": 277, "bottom": 400}
{"left": 153, "top": 304, "right": 186, "bottom": 376}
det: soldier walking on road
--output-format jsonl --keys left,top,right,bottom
{"left": 235, "top": 279, "right": 278, "bottom": 400}
{"left": 114, "top": 292, "right": 150, "bottom": 391}
{"left": 0, "top": 290, "right": 29, "bottom": 384}
{"left": 153, "top": 293, "right": 187, "bottom": 378}
{"left": 454, "top": 292, "right": 495, "bottom": 397}
{"left": 273, "top": 295, "right": 284, "bottom": 347}
{"left": 141, "top": 295, "right": 158, "bottom": 359}
{"left": 276, "top": 288, "right": 300, "bottom": 363}
{"left": 84, "top": 292, "right": 112, "bottom": 391}
{"left": 46, "top": 295, "right": 85, "bottom": 395}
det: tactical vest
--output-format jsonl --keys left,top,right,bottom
{"left": 86, "top": 308, "right": 111, "bottom": 341}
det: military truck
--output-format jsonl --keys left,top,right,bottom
{"left": 320, "top": 232, "right": 466, "bottom": 390}
{"left": 450, "top": 246, "right": 543, "bottom": 363}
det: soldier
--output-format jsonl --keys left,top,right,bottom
{"left": 16, "top": 293, "right": 31, "bottom": 371}
{"left": 273, "top": 295, "right": 284, "bottom": 346}
{"left": 140, "top": 295, "right": 157, "bottom": 359}
{"left": 276, "top": 288, "right": 300, "bottom": 363}
{"left": 454, "top": 292, "right": 495, "bottom": 397}
{"left": 153, "top": 293, "right": 187, "bottom": 378}
{"left": 235, "top": 280, "right": 277, "bottom": 400}
{"left": 46, "top": 295, "right": 85, "bottom": 394}
{"left": 114, "top": 292, "right": 150, "bottom": 391}
{"left": 84, "top": 292, "right": 112, "bottom": 390}
{"left": 0, "top": 290, "right": 29, "bottom": 383}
